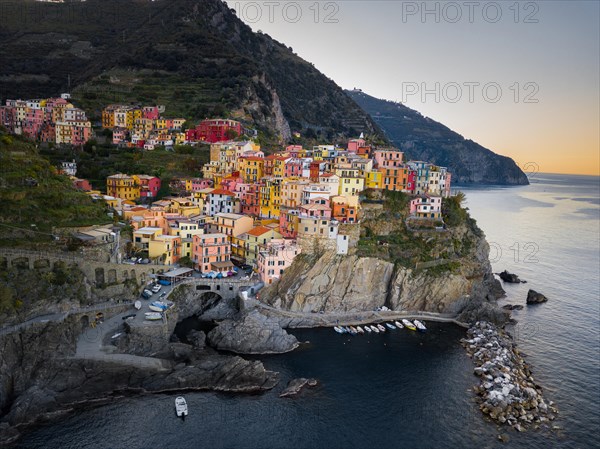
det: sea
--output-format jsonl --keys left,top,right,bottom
{"left": 15, "top": 173, "right": 600, "bottom": 449}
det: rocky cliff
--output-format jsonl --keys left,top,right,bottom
{"left": 262, "top": 202, "right": 505, "bottom": 323}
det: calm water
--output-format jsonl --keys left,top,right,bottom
{"left": 16, "top": 174, "right": 600, "bottom": 449}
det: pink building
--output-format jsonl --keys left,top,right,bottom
{"left": 136, "top": 175, "right": 161, "bottom": 199}
{"left": 220, "top": 173, "right": 243, "bottom": 193}
{"left": 284, "top": 159, "right": 302, "bottom": 177}
{"left": 374, "top": 149, "right": 404, "bottom": 169}
{"left": 347, "top": 138, "right": 366, "bottom": 153}
{"left": 113, "top": 127, "right": 129, "bottom": 145}
{"left": 237, "top": 183, "right": 260, "bottom": 217}
{"left": 279, "top": 208, "right": 299, "bottom": 238}
{"left": 72, "top": 178, "right": 92, "bottom": 191}
{"left": 299, "top": 198, "right": 332, "bottom": 219}
{"left": 142, "top": 106, "right": 160, "bottom": 120}
{"left": 191, "top": 178, "right": 213, "bottom": 191}
{"left": 193, "top": 233, "right": 233, "bottom": 273}
{"left": 409, "top": 195, "right": 442, "bottom": 219}
{"left": 257, "top": 239, "right": 301, "bottom": 285}
{"left": 285, "top": 145, "right": 304, "bottom": 157}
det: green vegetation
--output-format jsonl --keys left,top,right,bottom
{"left": 39, "top": 142, "right": 210, "bottom": 192}
{"left": 0, "top": 128, "right": 110, "bottom": 245}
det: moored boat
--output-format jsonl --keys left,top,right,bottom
{"left": 144, "top": 312, "right": 162, "bottom": 321}
{"left": 377, "top": 324, "right": 386, "bottom": 332}
{"left": 175, "top": 396, "right": 188, "bottom": 418}
{"left": 349, "top": 326, "right": 358, "bottom": 334}
{"left": 364, "top": 325, "right": 372, "bottom": 332}
{"left": 414, "top": 320, "right": 427, "bottom": 332}
{"left": 394, "top": 320, "right": 404, "bottom": 329}
{"left": 356, "top": 326, "right": 365, "bottom": 333}
{"left": 334, "top": 326, "right": 344, "bottom": 334}
{"left": 385, "top": 323, "right": 396, "bottom": 330}
{"left": 134, "top": 300, "right": 142, "bottom": 310}
{"left": 370, "top": 325, "right": 380, "bottom": 333}
{"left": 149, "top": 301, "right": 169, "bottom": 312}
{"left": 402, "top": 319, "right": 416, "bottom": 331}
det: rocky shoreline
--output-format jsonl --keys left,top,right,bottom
{"left": 462, "top": 321, "right": 558, "bottom": 432}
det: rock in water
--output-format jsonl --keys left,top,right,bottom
{"left": 279, "top": 378, "right": 318, "bottom": 397}
{"left": 502, "top": 304, "right": 524, "bottom": 310}
{"left": 498, "top": 270, "right": 521, "bottom": 283}
{"left": 526, "top": 289, "right": 548, "bottom": 304}
{"left": 207, "top": 310, "right": 299, "bottom": 354}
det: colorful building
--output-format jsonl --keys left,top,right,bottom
{"left": 257, "top": 239, "right": 302, "bottom": 284}
{"left": 193, "top": 233, "right": 233, "bottom": 273}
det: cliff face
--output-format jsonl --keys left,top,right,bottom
{"left": 346, "top": 90, "right": 529, "bottom": 185}
{"left": 263, "top": 221, "right": 504, "bottom": 321}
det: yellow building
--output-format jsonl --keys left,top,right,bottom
{"left": 168, "top": 221, "right": 203, "bottom": 259}
{"left": 244, "top": 226, "right": 282, "bottom": 265}
{"left": 239, "top": 157, "right": 264, "bottom": 183}
{"left": 106, "top": 174, "right": 140, "bottom": 201}
{"left": 281, "top": 179, "right": 309, "bottom": 208}
{"left": 214, "top": 213, "right": 254, "bottom": 239}
{"left": 365, "top": 170, "right": 383, "bottom": 189}
{"left": 148, "top": 235, "right": 181, "bottom": 265}
{"left": 260, "top": 178, "right": 282, "bottom": 219}
{"left": 133, "top": 227, "right": 163, "bottom": 251}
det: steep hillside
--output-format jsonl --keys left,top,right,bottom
{"left": 346, "top": 90, "right": 528, "bottom": 185}
{"left": 0, "top": 128, "right": 109, "bottom": 245}
{"left": 0, "top": 0, "right": 382, "bottom": 143}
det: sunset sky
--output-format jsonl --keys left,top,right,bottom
{"left": 227, "top": 1, "right": 600, "bottom": 176}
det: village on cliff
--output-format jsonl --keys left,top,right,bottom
{"left": 1, "top": 98, "right": 452, "bottom": 285}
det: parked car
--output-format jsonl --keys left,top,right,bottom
{"left": 158, "top": 279, "right": 172, "bottom": 286}
{"left": 151, "top": 284, "right": 162, "bottom": 293}
{"left": 142, "top": 289, "right": 153, "bottom": 299}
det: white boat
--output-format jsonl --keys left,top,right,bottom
{"left": 111, "top": 333, "right": 122, "bottom": 339}
{"left": 402, "top": 319, "right": 416, "bottom": 331}
{"left": 175, "top": 396, "right": 188, "bottom": 418}
{"left": 385, "top": 323, "right": 396, "bottom": 330}
{"left": 370, "top": 325, "right": 380, "bottom": 333}
{"left": 414, "top": 320, "right": 427, "bottom": 332}
{"left": 377, "top": 324, "right": 386, "bottom": 332}
{"left": 356, "top": 326, "right": 365, "bottom": 334}
{"left": 394, "top": 320, "right": 404, "bottom": 329}
{"left": 134, "top": 300, "right": 142, "bottom": 310}
{"left": 334, "top": 326, "right": 344, "bottom": 334}
{"left": 349, "top": 326, "right": 358, "bottom": 334}
{"left": 144, "top": 312, "right": 162, "bottom": 321}
{"left": 149, "top": 301, "right": 169, "bottom": 312}
{"left": 364, "top": 325, "right": 372, "bottom": 333}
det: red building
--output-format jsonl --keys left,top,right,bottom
{"left": 72, "top": 178, "right": 92, "bottom": 191}
{"left": 186, "top": 119, "right": 242, "bottom": 143}
{"left": 135, "top": 175, "right": 161, "bottom": 199}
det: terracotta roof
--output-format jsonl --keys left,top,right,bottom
{"left": 210, "top": 189, "right": 235, "bottom": 196}
{"left": 246, "top": 226, "right": 273, "bottom": 237}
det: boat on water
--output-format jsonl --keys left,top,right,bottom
{"left": 377, "top": 324, "right": 386, "bottom": 332}
{"left": 364, "top": 325, "right": 372, "bottom": 332}
{"left": 134, "top": 300, "right": 142, "bottom": 310}
{"left": 356, "top": 326, "right": 365, "bottom": 333}
{"left": 394, "top": 320, "right": 404, "bottom": 329}
{"left": 334, "top": 326, "right": 345, "bottom": 334}
{"left": 175, "top": 396, "right": 188, "bottom": 418}
{"left": 144, "top": 312, "right": 162, "bottom": 321}
{"left": 385, "top": 323, "right": 396, "bottom": 330}
{"left": 349, "top": 326, "right": 358, "bottom": 333}
{"left": 414, "top": 320, "right": 427, "bottom": 332}
{"left": 370, "top": 325, "right": 380, "bottom": 333}
{"left": 402, "top": 319, "right": 416, "bottom": 331}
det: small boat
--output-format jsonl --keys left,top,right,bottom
{"left": 402, "top": 319, "right": 416, "bottom": 331}
{"left": 111, "top": 332, "right": 122, "bottom": 339}
{"left": 377, "top": 324, "right": 386, "bottom": 332}
{"left": 356, "top": 326, "right": 365, "bottom": 334}
{"left": 175, "top": 396, "right": 188, "bottom": 418}
{"left": 349, "top": 326, "right": 358, "bottom": 333}
{"left": 364, "top": 325, "right": 372, "bottom": 333}
{"left": 385, "top": 323, "right": 396, "bottom": 330}
{"left": 394, "top": 320, "right": 404, "bottom": 329}
{"left": 144, "top": 312, "right": 162, "bottom": 321}
{"left": 370, "top": 325, "right": 380, "bottom": 333}
{"left": 414, "top": 320, "right": 427, "bottom": 332}
{"left": 149, "top": 301, "right": 169, "bottom": 312}
{"left": 334, "top": 326, "right": 344, "bottom": 334}
{"left": 134, "top": 300, "right": 142, "bottom": 310}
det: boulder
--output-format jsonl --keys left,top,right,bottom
{"left": 502, "top": 304, "right": 524, "bottom": 311}
{"left": 526, "top": 290, "right": 548, "bottom": 304}
{"left": 186, "top": 329, "right": 206, "bottom": 349}
{"left": 279, "top": 377, "right": 318, "bottom": 398}
{"left": 207, "top": 310, "right": 299, "bottom": 354}
{"left": 498, "top": 270, "right": 522, "bottom": 283}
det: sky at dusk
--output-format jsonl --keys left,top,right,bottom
{"left": 226, "top": 0, "right": 600, "bottom": 176}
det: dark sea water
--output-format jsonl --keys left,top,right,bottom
{"left": 16, "top": 174, "right": 600, "bottom": 449}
